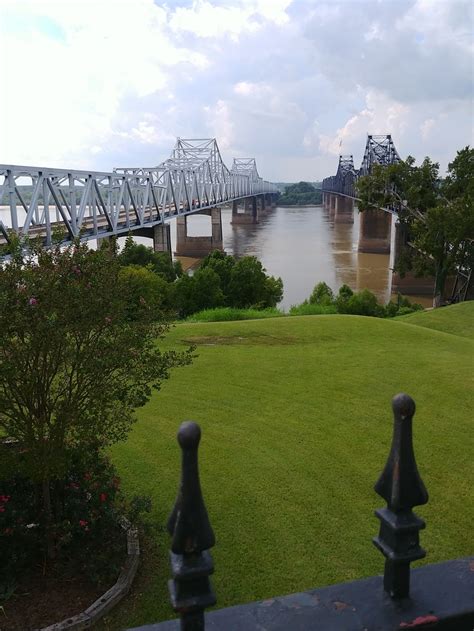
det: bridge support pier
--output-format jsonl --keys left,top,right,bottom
{"left": 231, "top": 197, "right": 258, "bottom": 224}
{"left": 334, "top": 196, "right": 354, "bottom": 224}
{"left": 329, "top": 194, "right": 336, "bottom": 220}
{"left": 358, "top": 209, "right": 391, "bottom": 254}
{"left": 175, "top": 208, "right": 223, "bottom": 257}
{"left": 391, "top": 222, "right": 435, "bottom": 296}
{"left": 133, "top": 223, "right": 172, "bottom": 257}
{"left": 322, "top": 193, "right": 330, "bottom": 212}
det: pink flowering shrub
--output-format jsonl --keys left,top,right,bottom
{"left": 0, "top": 446, "right": 151, "bottom": 592}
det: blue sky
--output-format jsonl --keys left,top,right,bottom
{"left": 0, "top": 0, "right": 472, "bottom": 180}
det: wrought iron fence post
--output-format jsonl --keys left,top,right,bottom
{"left": 167, "top": 421, "right": 216, "bottom": 630}
{"left": 373, "top": 393, "right": 429, "bottom": 599}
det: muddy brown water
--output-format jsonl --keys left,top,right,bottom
{"left": 178, "top": 205, "right": 431, "bottom": 309}
{"left": 0, "top": 205, "right": 432, "bottom": 309}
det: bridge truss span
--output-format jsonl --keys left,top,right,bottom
{"left": 0, "top": 138, "right": 278, "bottom": 249}
{"left": 322, "top": 134, "right": 401, "bottom": 200}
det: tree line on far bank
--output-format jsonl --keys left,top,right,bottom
{"left": 278, "top": 181, "right": 322, "bottom": 206}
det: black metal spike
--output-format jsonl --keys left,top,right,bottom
{"left": 375, "top": 394, "right": 428, "bottom": 511}
{"left": 373, "top": 393, "right": 429, "bottom": 599}
{"left": 167, "top": 421, "right": 216, "bottom": 630}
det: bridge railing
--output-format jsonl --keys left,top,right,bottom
{"left": 140, "top": 393, "right": 473, "bottom": 631}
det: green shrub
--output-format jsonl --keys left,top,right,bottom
{"left": 289, "top": 302, "right": 337, "bottom": 316}
{"left": 186, "top": 307, "right": 283, "bottom": 322}
{"left": 0, "top": 448, "right": 152, "bottom": 593}
{"left": 338, "top": 288, "right": 385, "bottom": 317}
{"left": 309, "top": 282, "right": 334, "bottom": 306}
{"left": 0, "top": 241, "right": 191, "bottom": 562}
{"left": 119, "top": 236, "right": 182, "bottom": 281}
{"left": 119, "top": 264, "right": 176, "bottom": 319}
{"left": 174, "top": 267, "right": 225, "bottom": 318}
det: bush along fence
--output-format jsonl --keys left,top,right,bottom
{"left": 130, "top": 395, "right": 474, "bottom": 631}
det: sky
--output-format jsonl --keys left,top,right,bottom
{"left": 0, "top": 0, "right": 472, "bottom": 181}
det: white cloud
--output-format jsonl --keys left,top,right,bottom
{"left": 0, "top": 0, "right": 471, "bottom": 180}
{"left": 420, "top": 118, "right": 435, "bottom": 141}
{"left": 0, "top": 0, "right": 208, "bottom": 166}
{"left": 204, "top": 100, "right": 234, "bottom": 149}
{"left": 319, "top": 91, "right": 410, "bottom": 157}
{"left": 169, "top": 0, "right": 291, "bottom": 40}
{"left": 319, "top": 90, "right": 473, "bottom": 173}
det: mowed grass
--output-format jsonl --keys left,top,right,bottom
{"left": 102, "top": 311, "right": 474, "bottom": 630}
{"left": 396, "top": 300, "right": 474, "bottom": 339}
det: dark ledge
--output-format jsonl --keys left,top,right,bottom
{"left": 129, "top": 557, "right": 474, "bottom": 631}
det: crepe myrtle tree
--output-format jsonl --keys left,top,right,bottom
{"left": 357, "top": 147, "right": 474, "bottom": 307}
{"left": 0, "top": 239, "right": 193, "bottom": 558}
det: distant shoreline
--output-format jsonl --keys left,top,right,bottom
{"left": 278, "top": 203, "right": 322, "bottom": 208}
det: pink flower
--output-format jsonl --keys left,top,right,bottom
{"left": 0, "top": 507, "right": 5, "bottom": 513}
{"left": 99, "top": 493, "right": 107, "bottom": 503}
{"left": 105, "top": 316, "right": 112, "bottom": 324}
{"left": 79, "top": 519, "right": 88, "bottom": 528}
{"left": 29, "top": 297, "right": 38, "bottom": 306}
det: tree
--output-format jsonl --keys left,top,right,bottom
{"left": 357, "top": 147, "right": 474, "bottom": 307}
{"left": 200, "top": 250, "right": 236, "bottom": 299}
{"left": 0, "top": 241, "right": 192, "bottom": 557}
{"left": 227, "top": 256, "right": 283, "bottom": 308}
{"left": 309, "top": 282, "right": 334, "bottom": 306}
{"left": 118, "top": 264, "right": 175, "bottom": 319}
{"left": 200, "top": 251, "right": 283, "bottom": 310}
{"left": 119, "top": 235, "right": 182, "bottom": 281}
{"left": 174, "top": 266, "right": 225, "bottom": 317}
{"left": 279, "top": 181, "right": 322, "bottom": 206}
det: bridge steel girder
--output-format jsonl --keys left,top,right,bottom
{"left": 0, "top": 138, "right": 277, "bottom": 253}
{"left": 321, "top": 135, "right": 400, "bottom": 200}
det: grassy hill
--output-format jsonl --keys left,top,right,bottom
{"left": 396, "top": 301, "right": 474, "bottom": 340}
{"left": 102, "top": 309, "right": 473, "bottom": 629}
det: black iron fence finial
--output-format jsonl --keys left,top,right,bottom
{"left": 373, "top": 393, "right": 429, "bottom": 599}
{"left": 167, "top": 421, "right": 216, "bottom": 631}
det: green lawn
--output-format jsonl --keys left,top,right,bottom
{"left": 101, "top": 310, "right": 474, "bottom": 629}
{"left": 396, "top": 301, "right": 474, "bottom": 339}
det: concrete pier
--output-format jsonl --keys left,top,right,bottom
{"left": 391, "top": 222, "right": 434, "bottom": 295}
{"left": 175, "top": 207, "right": 223, "bottom": 257}
{"left": 133, "top": 223, "right": 172, "bottom": 257}
{"left": 358, "top": 209, "right": 391, "bottom": 254}
{"left": 329, "top": 194, "right": 336, "bottom": 220}
{"left": 231, "top": 197, "right": 258, "bottom": 224}
{"left": 334, "top": 196, "right": 354, "bottom": 224}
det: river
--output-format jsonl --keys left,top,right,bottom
{"left": 0, "top": 204, "right": 431, "bottom": 309}
{"left": 173, "top": 205, "right": 431, "bottom": 309}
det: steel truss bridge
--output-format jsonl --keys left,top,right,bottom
{"left": 322, "top": 134, "right": 401, "bottom": 200}
{"left": 0, "top": 138, "right": 277, "bottom": 249}
{"left": 322, "top": 134, "right": 472, "bottom": 302}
